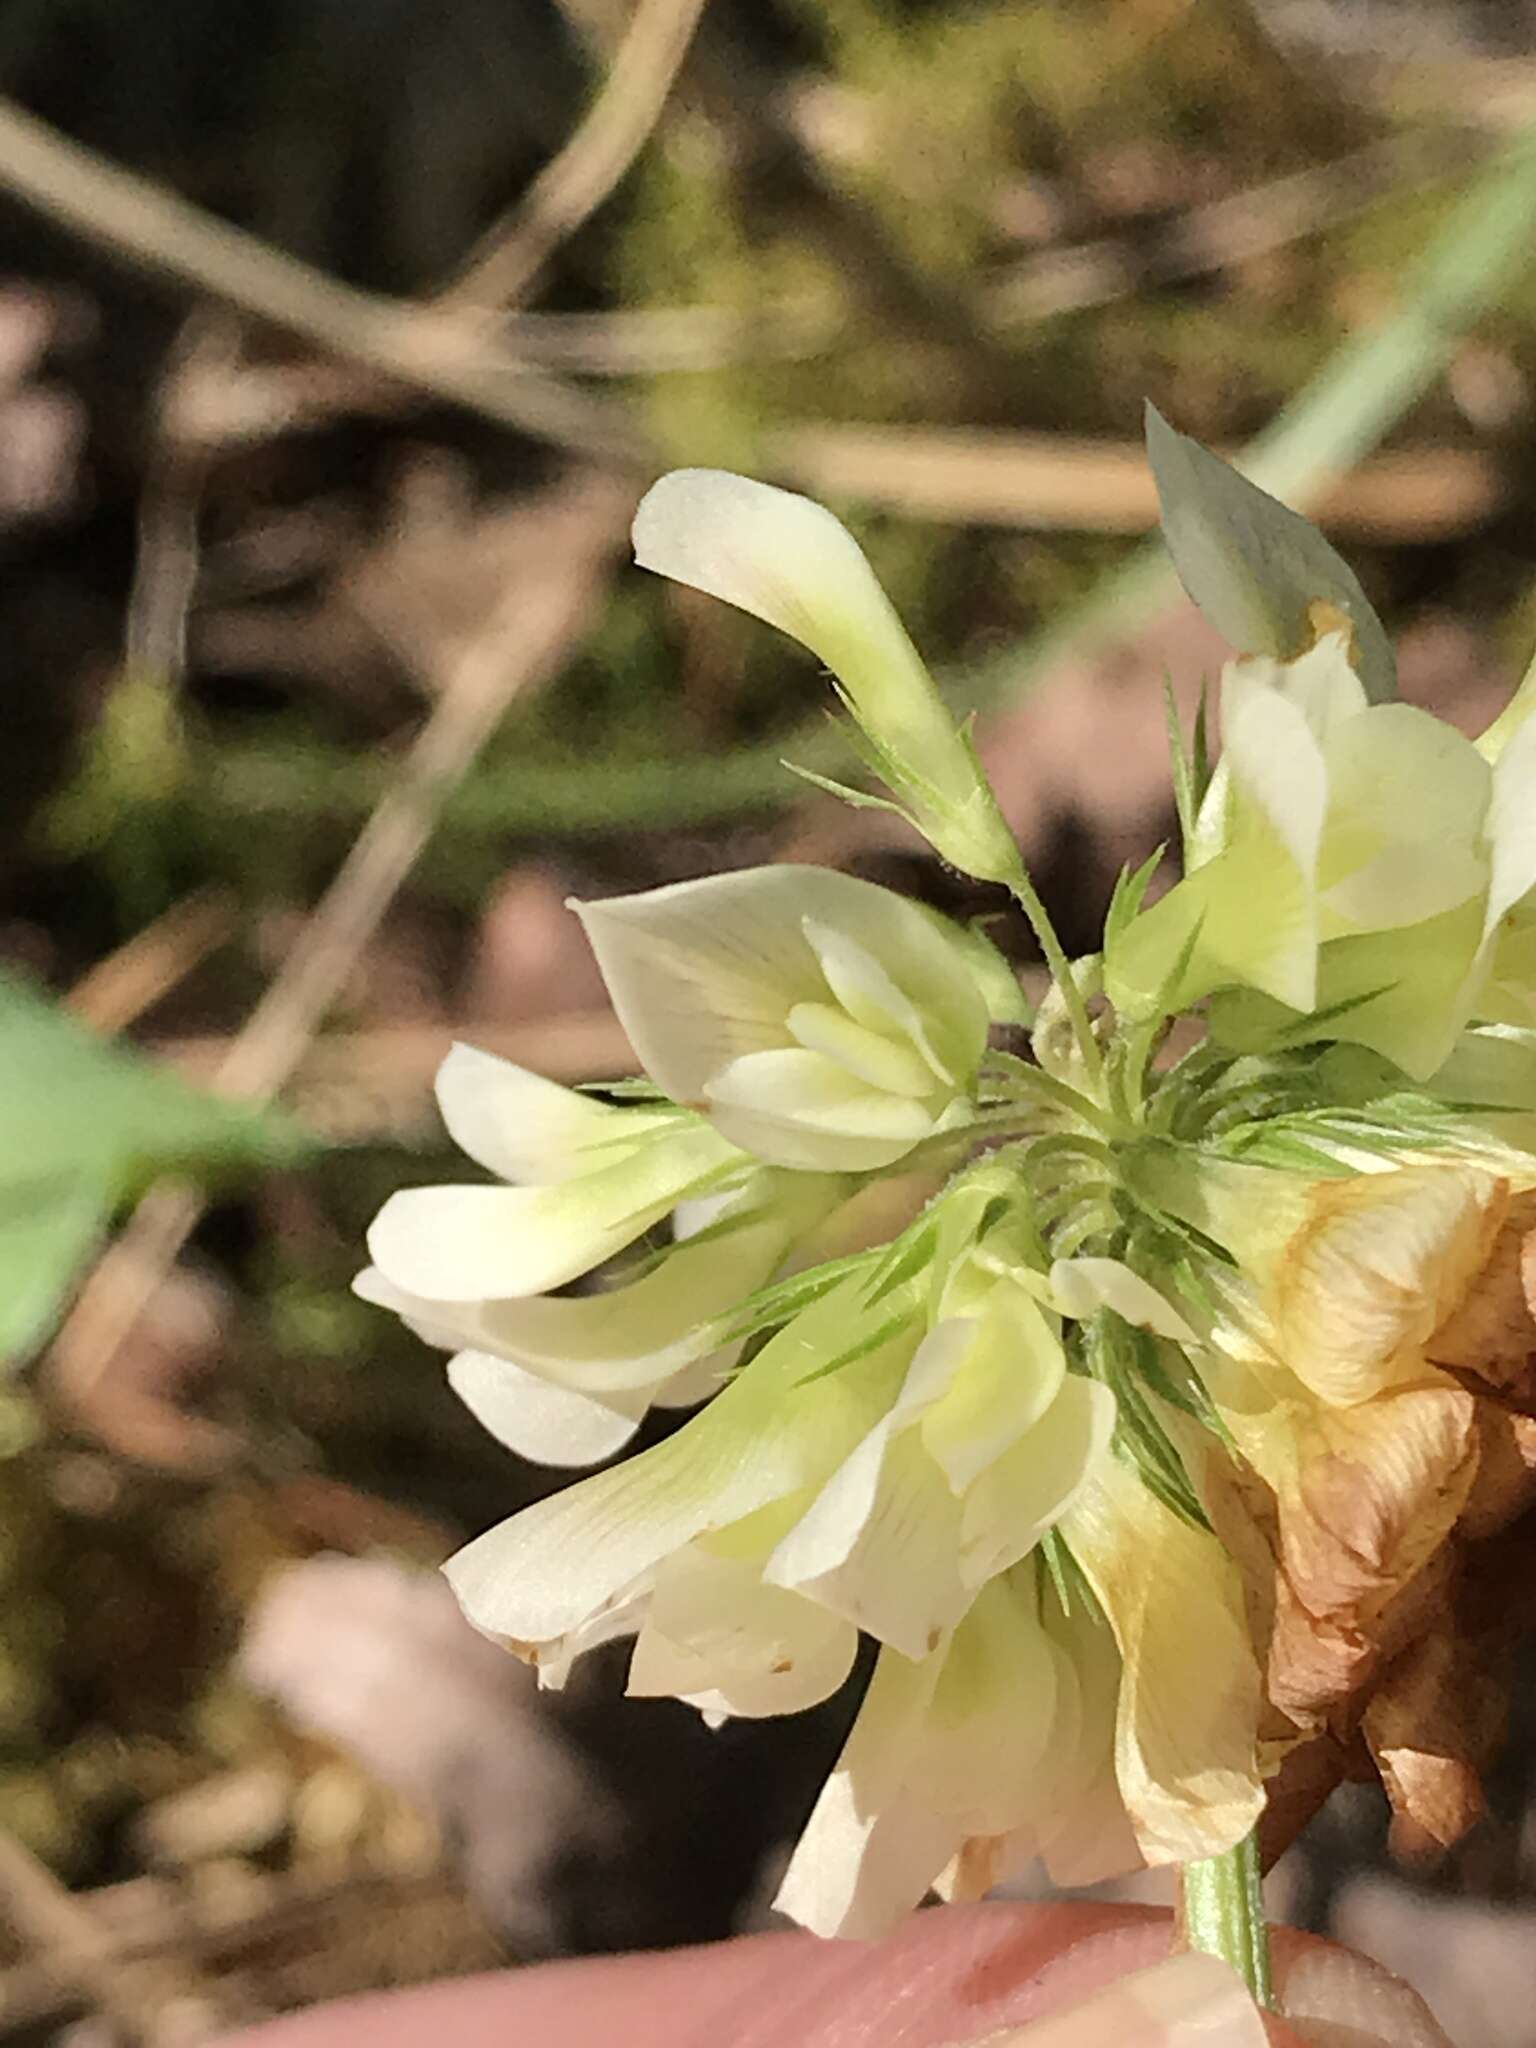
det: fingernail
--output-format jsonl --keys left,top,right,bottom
{"left": 935, "top": 1951, "right": 1270, "bottom": 2046}
{"left": 1279, "top": 1941, "right": 1453, "bottom": 2047}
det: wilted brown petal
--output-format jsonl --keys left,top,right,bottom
{"left": 1460, "top": 1402, "right": 1536, "bottom": 1540}
{"left": 1426, "top": 1189, "right": 1536, "bottom": 1397}
{"left": 1267, "top": 1385, "right": 1476, "bottom": 1729}
{"left": 1364, "top": 1604, "right": 1508, "bottom": 1850}
{"left": 1275, "top": 1169, "right": 1507, "bottom": 1407}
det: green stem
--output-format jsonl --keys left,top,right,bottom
{"left": 1000, "top": 856, "right": 1106, "bottom": 1097}
{"left": 1176, "top": 1829, "right": 1274, "bottom": 2011}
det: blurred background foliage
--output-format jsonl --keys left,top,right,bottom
{"left": 4, "top": 0, "right": 1536, "bottom": 2039}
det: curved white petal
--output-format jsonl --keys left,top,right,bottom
{"left": 572, "top": 865, "right": 986, "bottom": 1123}
{"left": 627, "top": 1540, "right": 857, "bottom": 1719}
{"left": 633, "top": 469, "right": 966, "bottom": 776}
{"left": 1269, "top": 633, "right": 1369, "bottom": 740}
{"left": 365, "top": 1122, "right": 738, "bottom": 1301}
{"left": 1107, "top": 665, "right": 1324, "bottom": 1018}
{"left": 359, "top": 1180, "right": 825, "bottom": 1395}
{"left": 775, "top": 1574, "right": 1070, "bottom": 1937}
{"left": 1223, "top": 664, "right": 1328, "bottom": 880}
{"left": 776, "top": 1758, "right": 961, "bottom": 1941}
{"left": 958, "top": 1376, "right": 1116, "bottom": 1586}
{"left": 1063, "top": 1458, "right": 1263, "bottom": 1865}
{"left": 434, "top": 1042, "right": 662, "bottom": 1184}
{"left": 444, "top": 1279, "right": 916, "bottom": 1652}
{"left": 1323, "top": 840, "right": 1487, "bottom": 934}
{"left": 1034, "top": 1593, "right": 1141, "bottom": 1890}
{"left": 785, "top": 1002, "right": 937, "bottom": 1096}
{"left": 1319, "top": 704, "right": 1490, "bottom": 929}
{"left": 767, "top": 1426, "right": 967, "bottom": 1659}
{"left": 706, "top": 1048, "right": 937, "bottom": 1171}
{"left": 773, "top": 1626, "right": 953, "bottom": 1939}
{"left": 918, "top": 1282, "right": 1068, "bottom": 1492}
{"left": 1049, "top": 1257, "right": 1198, "bottom": 1344}
{"left": 803, "top": 916, "right": 984, "bottom": 1088}
{"left": 764, "top": 1327, "right": 973, "bottom": 1657}
{"left": 447, "top": 1352, "right": 647, "bottom": 1467}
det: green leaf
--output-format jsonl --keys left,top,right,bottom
{"left": 0, "top": 971, "right": 316, "bottom": 1366}
{"left": 1145, "top": 403, "right": 1396, "bottom": 704}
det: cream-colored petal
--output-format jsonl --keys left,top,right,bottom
{"left": 918, "top": 1282, "right": 1068, "bottom": 1492}
{"left": 365, "top": 1122, "right": 739, "bottom": 1301}
{"left": 1222, "top": 663, "right": 1329, "bottom": 878}
{"left": 1487, "top": 712, "right": 1536, "bottom": 935}
{"left": 775, "top": 1758, "right": 961, "bottom": 1941}
{"left": 958, "top": 1376, "right": 1117, "bottom": 1586}
{"left": 766, "top": 1424, "right": 967, "bottom": 1659}
{"left": 776, "top": 1575, "right": 1072, "bottom": 1936}
{"left": 634, "top": 470, "right": 968, "bottom": 787}
{"left": 627, "top": 1541, "right": 857, "bottom": 1719}
{"left": 1035, "top": 1591, "right": 1142, "bottom": 1889}
{"left": 1063, "top": 1456, "right": 1264, "bottom": 1866}
{"left": 573, "top": 864, "right": 986, "bottom": 1115}
{"left": 1107, "top": 665, "right": 1324, "bottom": 1018}
{"left": 1049, "top": 1257, "right": 1199, "bottom": 1344}
{"left": 787, "top": 1002, "right": 938, "bottom": 1097}
{"left": 447, "top": 1352, "right": 647, "bottom": 1466}
{"left": 1209, "top": 890, "right": 1491, "bottom": 1080}
{"left": 706, "top": 1048, "right": 938, "bottom": 1171}
{"left": 361, "top": 1178, "right": 828, "bottom": 1395}
{"left": 434, "top": 1041, "right": 663, "bottom": 1184}
{"left": 803, "top": 915, "right": 986, "bottom": 1088}
{"left": 1314, "top": 702, "right": 1490, "bottom": 940}
{"left": 1267, "top": 633, "right": 1369, "bottom": 741}
{"left": 444, "top": 1280, "right": 915, "bottom": 1651}
{"left": 531, "top": 1582, "right": 655, "bottom": 1692}
{"left": 1322, "top": 840, "right": 1487, "bottom": 935}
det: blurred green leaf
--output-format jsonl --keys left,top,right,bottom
{"left": 0, "top": 971, "right": 316, "bottom": 1366}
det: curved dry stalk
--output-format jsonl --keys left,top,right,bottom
{"left": 0, "top": 97, "right": 643, "bottom": 459}
{"left": 47, "top": 474, "right": 633, "bottom": 1430}
{"left": 438, "top": 0, "right": 712, "bottom": 312}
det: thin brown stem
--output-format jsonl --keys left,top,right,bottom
{"left": 0, "top": 97, "right": 644, "bottom": 458}
{"left": 47, "top": 473, "right": 632, "bottom": 1427}
{"left": 437, "top": 0, "right": 711, "bottom": 312}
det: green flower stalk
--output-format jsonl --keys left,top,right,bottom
{"left": 361, "top": 417, "right": 1536, "bottom": 2004}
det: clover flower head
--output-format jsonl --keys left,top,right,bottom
{"left": 360, "top": 417, "right": 1536, "bottom": 1952}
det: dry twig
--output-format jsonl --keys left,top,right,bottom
{"left": 154, "top": 1011, "right": 636, "bottom": 1141}
{"left": 983, "top": 133, "right": 1475, "bottom": 327}
{"left": 125, "top": 313, "right": 240, "bottom": 685}
{"left": 438, "top": 0, "right": 712, "bottom": 312}
{"left": 769, "top": 424, "right": 1505, "bottom": 542}
{"left": 0, "top": 97, "right": 643, "bottom": 459}
{"left": 47, "top": 474, "right": 633, "bottom": 1430}
{"left": 67, "top": 890, "right": 236, "bottom": 1035}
